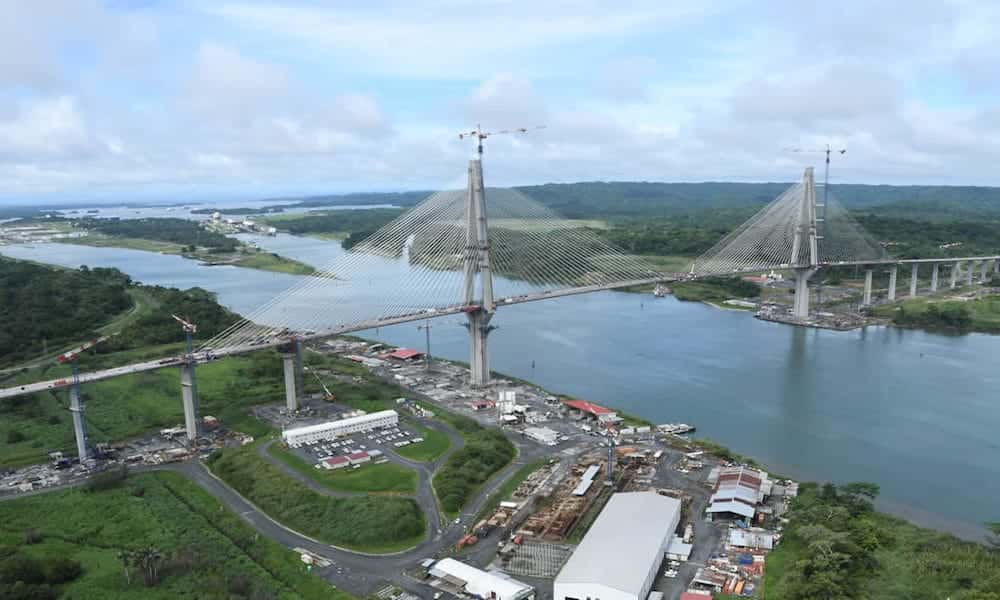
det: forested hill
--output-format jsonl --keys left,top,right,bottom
{"left": 0, "top": 258, "right": 238, "bottom": 366}
{"left": 258, "top": 182, "right": 1000, "bottom": 221}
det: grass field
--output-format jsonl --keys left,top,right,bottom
{"left": 394, "top": 422, "right": 450, "bottom": 462}
{"left": 207, "top": 441, "right": 426, "bottom": 553}
{"left": 63, "top": 233, "right": 315, "bottom": 275}
{"left": 0, "top": 348, "right": 284, "bottom": 468}
{"left": 268, "top": 442, "right": 417, "bottom": 494}
{"left": 0, "top": 471, "right": 347, "bottom": 600}
{"left": 869, "top": 292, "right": 1000, "bottom": 333}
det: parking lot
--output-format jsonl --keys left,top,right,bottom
{"left": 285, "top": 421, "right": 427, "bottom": 469}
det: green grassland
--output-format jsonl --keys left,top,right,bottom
{"left": 207, "top": 442, "right": 425, "bottom": 553}
{"left": 0, "top": 471, "right": 346, "bottom": 600}
{"left": 63, "top": 232, "right": 315, "bottom": 276}
{"left": 0, "top": 348, "right": 291, "bottom": 468}
{"left": 394, "top": 422, "right": 450, "bottom": 462}
{"left": 869, "top": 293, "right": 1000, "bottom": 333}
{"left": 267, "top": 442, "right": 417, "bottom": 494}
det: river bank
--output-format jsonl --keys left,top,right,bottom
{"left": 0, "top": 236, "right": 997, "bottom": 540}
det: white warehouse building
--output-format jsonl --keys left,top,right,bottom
{"left": 554, "top": 491, "right": 681, "bottom": 600}
{"left": 282, "top": 410, "right": 398, "bottom": 446}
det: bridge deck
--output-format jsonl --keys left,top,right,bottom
{"left": 1, "top": 256, "right": 997, "bottom": 401}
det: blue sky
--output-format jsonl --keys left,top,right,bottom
{"left": 2, "top": 0, "right": 1000, "bottom": 204}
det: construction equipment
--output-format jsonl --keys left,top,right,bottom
{"left": 458, "top": 124, "right": 545, "bottom": 157}
{"left": 305, "top": 366, "right": 336, "bottom": 402}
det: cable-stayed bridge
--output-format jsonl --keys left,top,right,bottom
{"left": 2, "top": 161, "right": 999, "bottom": 455}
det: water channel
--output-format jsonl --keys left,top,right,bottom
{"left": 2, "top": 234, "right": 997, "bottom": 540}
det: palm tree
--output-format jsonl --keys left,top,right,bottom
{"left": 133, "top": 546, "right": 163, "bottom": 587}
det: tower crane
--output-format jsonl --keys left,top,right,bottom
{"left": 172, "top": 314, "right": 197, "bottom": 359}
{"left": 458, "top": 124, "right": 545, "bottom": 157}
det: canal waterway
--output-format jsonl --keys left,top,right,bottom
{"left": 2, "top": 235, "right": 997, "bottom": 540}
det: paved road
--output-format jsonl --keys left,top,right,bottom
{"left": 0, "top": 420, "right": 553, "bottom": 597}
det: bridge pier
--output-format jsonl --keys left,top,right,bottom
{"left": 909, "top": 264, "right": 918, "bottom": 297}
{"left": 995, "top": 259, "right": 1000, "bottom": 274}
{"left": 282, "top": 352, "right": 299, "bottom": 412}
{"left": 930, "top": 263, "right": 939, "bottom": 292}
{"left": 980, "top": 261, "right": 990, "bottom": 283}
{"left": 887, "top": 265, "right": 898, "bottom": 302}
{"left": 950, "top": 262, "right": 959, "bottom": 289}
{"left": 69, "top": 386, "right": 88, "bottom": 461}
{"left": 966, "top": 261, "right": 975, "bottom": 286}
{"left": 466, "top": 310, "right": 495, "bottom": 387}
{"left": 792, "top": 268, "right": 815, "bottom": 318}
{"left": 863, "top": 269, "right": 873, "bottom": 306}
{"left": 180, "top": 363, "right": 199, "bottom": 442}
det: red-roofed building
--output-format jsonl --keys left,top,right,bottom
{"left": 562, "top": 399, "right": 615, "bottom": 419}
{"left": 388, "top": 348, "right": 423, "bottom": 361}
{"left": 347, "top": 451, "right": 371, "bottom": 465}
{"left": 323, "top": 456, "right": 350, "bottom": 470}
{"left": 680, "top": 592, "right": 713, "bottom": 600}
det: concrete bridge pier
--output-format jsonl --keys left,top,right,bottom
{"left": 282, "top": 352, "right": 299, "bottom": 412}
{"left": 180, "top": 363, "right": 199, "bottom": 442}
{"left": 863, "top": 269, "right": 874, "bottom": 306}
{"left": 995, "top": 259, "right": 1000, "bottom": 274}
{"left": 69, "top": 386, "right": 88, "bottom": 461}
{"left": 466, "top": 310, "right": 495, "bottom": 387}
{"left": 950, "top": 262, "right": 959, "bottom": 289}
{"left": 887, "top": 265, "right": 898, "bottom": 301}
{"left": 930, "top": 263, "right": 939, "bottom": 292}
{"left": 909, "top": 264, "right": 919, "bottom": 297}
{"left": 980, "top": 261, "right": 990, "bottom": 283}
{"left": 792, "top": 268, "right": 815, "bottom": 318}
{"left": 967, "top": 261, "right": 975, "bottom": 286}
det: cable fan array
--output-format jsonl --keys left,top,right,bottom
{"left": 201, "top": 185, "right": 663, "bottom": 352}
{"left": 690, "top": 181, "right": 888, "bottom": 275}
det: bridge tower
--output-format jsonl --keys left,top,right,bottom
{"left": 462, "top": 157, "right": 497, "bottom": 387}
{"left": 278, "top": 339, "right": 303, "bottom": 412}
{"left": 791, "top": 167, "right": 819, "bottom": 318}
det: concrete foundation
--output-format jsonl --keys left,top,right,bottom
{"left": 282, "top": 352, "right": 298, "bottom": 412}
{"left": 792, "top": 268, "right": 814, "bottom": 318}
{"left": 466, "top": 310, "right": 494, "bottom": 387}
{"left": 69, "top": 386, "right": 88, "bottom": 461}
{"left": 909, "top": 264, "right": 918, "bottom": 297}
{"left": 180, "top": 363, "right": 199, "bottom": 442}
{"left": 930, "top": 263, "right": 939, "bottom": 292}
{"left": 887, "top": 265, "right": 898, "bottom": 301}
{"left": 863, "top": 269, "right": 873, "bottom": 305}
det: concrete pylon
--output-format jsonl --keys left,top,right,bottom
{"left": 909, "top": 264, "right": 918, "bottom": 297}
{"left": 69, "top": 386, "right": 88, "bottom": 461}
{"left": 967, "top": 261, "right": 975, "bottom": 286}
{"left": 887, "top": 265, "right": 898, "bottom": 301}
{"left": 995, "top": 259, "right": 1000, "bottom": 274}
{"left": 789, "top": 168, "right": 819, "bottom": 318}
{"left": 930, "top": 263, "right": 939, "bottom": 292}
{"left": 462, "top": 158, "right": 496, "bottom": 387}
{"left": 863, "top": 269, "right": 873, "bottom": 305}
{"left": 980, "top": 261, "right": 990, "bottom": 283}
{"left": 180, "top": 363, "right": 199, "bottom": 442}
{"left": 792, "top": 268, "right": 815, "bottom": 318}
{"left": 282, "top": 353, "right": 298, "bottom": 412}
{"left": 950, "top": 262, "right": 959, "bottom": 289}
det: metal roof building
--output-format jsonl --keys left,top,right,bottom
{"left": 554, "top": 491, "right": 681, "bottom": 600}
{"left": 282, "top": 410, "right": 398, "bottom": 446}
{"left": 707, "top": 466, "right": 768, "bottom": 520}
{"left": 429, "top": 558, "right": 534, "bottom": 600}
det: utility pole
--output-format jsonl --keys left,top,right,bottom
{"left": 417, "top": 320, "right": 433, "bottom": 370}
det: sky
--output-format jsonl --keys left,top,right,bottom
{"left": 3, "top": 0, "right": 1000, "bottom": 204}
